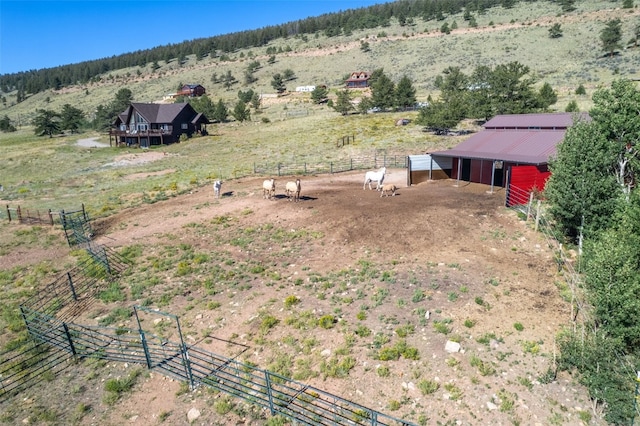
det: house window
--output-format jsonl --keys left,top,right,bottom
{"left": 181, "top": 123, "right": 188, "bottom": 130}
{"left": 137, "top": 123, "right": 148, "bottom": 131}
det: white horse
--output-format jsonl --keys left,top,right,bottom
{"left": 263, "top": 178, "right": 276, "bottom": 199}
{"left": 213, "top": 180, "right": 222, "bottom": 198}
{"left": 285, "top": 179, "right": 301, "bottom": 202}
{"left": 363, "top": 167, "right": 386, "bottom": 190}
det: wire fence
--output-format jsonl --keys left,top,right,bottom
{"left": 506, "top": 184, "right": 588, "bottom": 327}
{"left": 1, "top": 209, "right": 417, "bottom": 425}
{"left": 253, "top": 153, "right": 409, "bottom": 177}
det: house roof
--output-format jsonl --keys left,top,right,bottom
{"left": 346, "top": 71, "right": 370, "bottom": 82}
{"left": 429, "top": 113, "right": 589, "bottom": 165}
{"left": 192, "top": 112, "right": 210, "bottom": 124}
{"left": 131, "top": 102, "right": 192, "bottom": 123}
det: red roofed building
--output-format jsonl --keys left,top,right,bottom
{"left": 345, "top": 71, "right": 370, "bottom": 88}
{"left": 409, "top": 113, "right": 590, "bottom": 205}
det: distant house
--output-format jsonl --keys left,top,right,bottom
{"left": 408, "top": 112, "right": 590, "bottom": 204}
{"left": 345, "top": 71, "right": 370, "bottom": 88}
{"left": 176, "top": 84, "right": 206, "bottom": 97}
{"left": 108, "top": 102, "right": 210, "bottom": 147}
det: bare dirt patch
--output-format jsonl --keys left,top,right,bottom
{"left": 80, "top": 170, "right": 595, "bottom": 425}
{"left": 6, "top": 170, "right": 597, "bottom": 426}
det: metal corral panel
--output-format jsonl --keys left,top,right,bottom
{"left": 408, "top": 154, "right": 431, "bottom": 171}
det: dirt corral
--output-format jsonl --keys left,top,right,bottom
{"left": 8, "top": 170, "right": 597, "bottom": 425}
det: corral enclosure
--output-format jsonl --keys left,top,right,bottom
{"left": 0, "top": 169, "right": 598, "bottom": 425}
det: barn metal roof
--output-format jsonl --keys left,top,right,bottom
{"left": 430, "top": 129, "right": 566, "bottom": 165}
{"left": 430, "top": 113, "right": 589, "bottom": 165}
{"left": 484, "top": 112, "right": 590, "bottom": 129}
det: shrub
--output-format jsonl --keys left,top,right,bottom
{"left": 284, "top": 295, "right": 300, "bottom": 308}
{"left": 260, "top": 314, "right": 279, "bottom": 332}
{"left": 418, "top": 379, "right": 440, "bottom": 395}
{"left": 378, "top": 346, "right": 401, "bottom": 361}
{"left": 377, "top": 365, "right": 391, "bottom": 377}
{"left": 318, "top": 314, "right": 336, "bottom": 329}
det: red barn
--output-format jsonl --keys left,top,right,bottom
{"left": 413, "top": 113, "right": 590, "bottom": 207}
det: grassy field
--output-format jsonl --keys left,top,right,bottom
{"left": 0, "top": 107, "right": 466, "bottom": 221}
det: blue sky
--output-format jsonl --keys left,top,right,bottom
{"left": 0, "top": 0, "right": 385, "bottom": 75}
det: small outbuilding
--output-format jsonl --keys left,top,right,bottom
{"left": 408, "top": 112, "right": 590, "bottom": 206}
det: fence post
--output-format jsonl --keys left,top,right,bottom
{"left": 265, "top": 371, "right": 276, "bottom": 415}
{"left": 526, "top": 192, "right": 534, "bottom": 221}
{"left": 81, "top": 203, "right": 87, "bottom": 222}
{"left": 330, "top": 163, "right": 333, "bottom": 174}
{"left": 370, "top": 409, "right": 378, "bottom": 425}
{"left": 67, "top": 272, "right": 78, "bottom": 301}
{"left": 304, "top": 163, "right": 307, "bottom": 175}
{"left": 534, "top": 200, "right": 541, "bottom": 232}
{"left": 48, "top": 209, "right": 53, "bottom": 226}
{"left": 277, "top": 163, "right": 281, "bottom": 177}
{"left": 6, "top": 205, "right": 10, "bottom": 222}
{"left": 350, "top": 158, "right": 353, "bottom": 171}
{"left": 17, "top": 205, "right": 22, "bottom": 223}
{"left": 63, "top": 323, "right": 77, "bottom": 356}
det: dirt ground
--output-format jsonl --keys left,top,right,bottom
{"left": 4, "top": 170, "right": 599, "bottom": 426}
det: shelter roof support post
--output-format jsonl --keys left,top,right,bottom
{"left": 429, "top": 156, "right": 433, "bottom": 181}
{"left": 490, "top": 161, "right": 496, "bottom": 194}
{"left": 455, "top": 158, "right": 462, "bottom": 187}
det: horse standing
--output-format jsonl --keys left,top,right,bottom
{"left": 213, "top": 180, "right": 222, "bottom": 199}
{"left": 285, "top": 179, "right": 301, "bottom": 202}
{"left": 363, "top": 167, "right": 386, "bottom": 190}
{"left": 263, "top": 178, "right": 276, "bottom": 199}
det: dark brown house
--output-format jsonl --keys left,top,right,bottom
{"left": 345, "top": 71, "right": 370, "bottom": 88}
{"left": 176, "top": 84, "right": 206, "bottom": 97}
{"left": 109, "top": 102, "right": 209, "bottom": 147}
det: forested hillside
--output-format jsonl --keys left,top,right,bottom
{"left": 0, "top": 0, "right": 638, "bottom": 128}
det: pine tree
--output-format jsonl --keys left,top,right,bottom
{"left": 271, "top": 73, "right": 286, "bottom": 93}
{"left": 394, "top": 75, "right": 417, "bottom": 110}
{"left": 600, "top": 19, "right": 622, "bottom": 58}
{"left": 33, "top": 109, "right": 61, "bottom": 138}
{"left": 333, "top": 89, "right": 354, "bottom": 115}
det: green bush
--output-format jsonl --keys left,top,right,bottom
{"left": 378, "top": 346, "right": 400, "bottom": 361}
{"left": 260, "top": 314, "right": 279, "bottom": 331}
{"left": 377, "top": 365, "right": 391, "bottom": 377}
{"left": 284, "top": 295, "right": 300, "bottom": 308}
{"left": 318, "top": 314, "right": 336, "bottom": 329}
{"left": 418, "top": 379, "right": 440, "bottom": 395}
